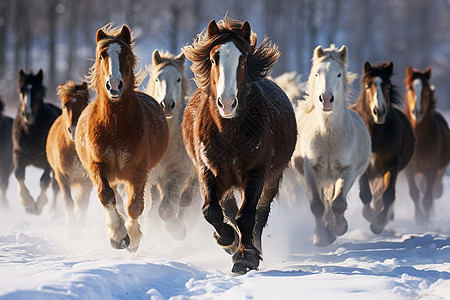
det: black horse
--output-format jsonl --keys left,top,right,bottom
{"left": 0, "top": 97, "right": 13, "bottom": 208}
{"left": 12, "top": 69, "right": 61, "bottom": 214}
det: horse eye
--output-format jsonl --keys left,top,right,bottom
{"left": 63, "top": 106, "right": 67, "bottom": 110}
{"left": 126, "top": 56, "right": 131, "bottom": 61}
{"left": 99, "top": 56, "right": 103, "bottom": 61}
{"left": 337, "top": 73, "right": 342, "bottom": 78}
{"left": 210, "top": 58, "right": 215, "bottom": 65}
{"left": 155, "top": 78, "right": 159, "bottom": 83}
{"left": 177, "top": 78, "right": 181, "bottom": 83}
{"left": 315, "top": 73, "right": 319, "bottom": 77}
{"left": 365, "top": 83, "right": 371, "bottom": 89}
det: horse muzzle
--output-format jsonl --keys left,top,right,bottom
{"left": 217, "top": 96, "right": 238, "bottom": 118}
{"left": 160, "top": 99, "right": 175, "bottom": 118}
{"left": 67, "top": 125, "right": 76, "bottom": 141}
{"left": 373, "top": 107, "right": 386, "bottom": 124}
{"left": 21, "top": 111, "right": 35, "bottom": 125}
{"left": 106, "top": 78, "right": 123, "bottom": 99}
{"left": 319, "top": 93, "right": 334, "bottom": 112}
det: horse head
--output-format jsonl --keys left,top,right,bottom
{"left": 406, "top": 66, "right": 432, "bottom": 122}
{"left": 309, "top": 45, "right": 349, "bottom": 112}
{"left": 91, "top": 24, "right": 136, "bottom": 100}
{"left": 361, "top": 61, "right": 394, "bottom": 124}
{"left": 57, "top": 81, "right": 90, "bottom": 141}
{"left": 18, "top": 69, "right": 45, "bottom": 125}
{"left": 148, "top": 50, "right": 187, "bottom": 118}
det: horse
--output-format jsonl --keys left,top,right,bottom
{"left": 182, "top": 17, "right": 297, "bottom": 274}
{"left": 292, "top": 45, "right": 371, "bottom": 247}
{"left": 404, "top": 66, "right": 450, "bottom": 224}
{"left": 350, "top": 61, "right": 415, "bottom": 234}
{"left": 46, "top": 81, "right": 92, "bottom": 223}
{"left": 12, "top": 69, "right": 61, "bottom": 215}
{"left": 75, "top": 24, "right": 169, "bottom": 252}
{"left": 0, "top": 97, "right": 13, "bottom": 208}
{"left": 144, "top": 49, "right": 198, "bottom": 240}
{"left": 270, "top": 71, "right": 307, "bottom": 109}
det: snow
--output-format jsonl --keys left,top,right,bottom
{"left": 1, "top": 164, "right": 450, "bottom": 299}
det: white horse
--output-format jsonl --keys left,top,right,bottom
{"left": 270, "top": 71, "right": 307, "bottom": 109}
{"left": 145, "top": 50, "right": 198, "bottom": 240}
{"left": 292, "top": 45, "right": 371, "bottom": 247}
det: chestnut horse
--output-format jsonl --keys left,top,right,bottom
{"left": 144, "top": 50, "right": 198, "bottom": 240}
{"left": 404, "top": 66, "right": 450, "bottom": 224}
{"left": 351, "top": 62, "right": 415, "bottom": 234}
{"left": 75, "top": 24, "right": 169, "bottom": 251}
{"left": 46, "top": 81, "right": 92, "bottom": 223}
{"left": 13, "top": 69, "right": 61, "bottom": 214}
{"left": 182, "top": 18, "right": 297, "bottom": 274}
{"left": 0, "top": 97, "right": 13, "bottom": 208}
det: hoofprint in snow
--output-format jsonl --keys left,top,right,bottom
{"left": 1, "top": 165, "right": 450, "bottom": 298}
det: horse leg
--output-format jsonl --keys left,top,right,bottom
{"left": 359, "top": 172, "right": 375, "bottom": 222}
{"left": 92, "top": 163, "right": 129, "bottom": 249}
{"left": 36, "top": 166, "right": 52, "bottom": 214}
{"left": 125, "top": 176, "right": 147, "bottom": 253}
{"left": 0, "top": 172, "right": 8, "bottom": 208}
{"left": 75, "top": 178, "right": 92, "bottom": 223}
{"left": 158, "top": 172, "right": 187, "bottom": 240}
{"left": 405, "top": 168, "right": 424, "bottom": 223}
{"left": 14, "top": 159, "right": 37, "bottom": 214}
{"left": 50, "top": 176, "right": 60, "bottom": 212}
{"left": 422, "top": 171, "right": 437, "bottom": 225}
{"left": 328, "top": 167, "right": 354, "bottom": 237}
{"left": 371, "top": 171, "right": 398, "bottom": 234}
{"left": 433, "top": 167, "right": 446, "bottom": 199}
{"left": 55, "top": 173, "right": 75, "bottom": 222}
{"left": 253, "top": 176, "right": 281, "bottom": 253}
{"left": 177, "top": 173, "right": 200, "bottom": 221}
{"left": 201, "top": 168, "right": 238, "bottom": 254}
{"left": 232, "top": 170, "right": 265, "bottom": 275}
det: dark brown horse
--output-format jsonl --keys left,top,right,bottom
{"left": 182, "top": 17, "right": 297, "bottom": 274}
{"left": 46, "top": 81, "right": 92, "bottom": 223}
{"left": 0, "top": 97, "right": 13, "bottom": 208}
{"left": 351, "top": 62, "right": 415, "bottom": 234}
{"left": 75, "top": 24, "right": 169, "bottom": 252}
{"left": 404, "top": 66, "right": 450, "bottom": 224}
{"left": 13, "top": 69, "right": 61, "bottom": 214}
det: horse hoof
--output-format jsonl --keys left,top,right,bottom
{"left": 214, "top": 227, "right": 239, "bottom": 255}
{"left": 313, "top": 231, "right": 336, "bottom": 247}
{"left": 388, "top": 211, "right": 395, "bottom": 221}
{"left": 110, "top": 235, "right": 130, "bottom": 249}
{"left": 127, "top": 245, "right": 138, "bottom": 253}
{"left": 231, "top": 248, "right": 261, "bottom": 275}
{"left": 328, "top": 216, "right": 348, "bottom": 237}
{"left": 25, "top": 204, "right": 41, "bottom": 215}
{"left": 362, "top": 205, "right": 375, "bottom": 222}
{"left": 370, "top": 223, "right": 384, "bottom": 235}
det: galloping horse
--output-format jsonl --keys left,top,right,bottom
{"left": 351, "top": 62, "right": 415, "bottom": 234}
{"left": 182, "top": 17, "right": 297, "bottom": 274}
{"left": 404, "top": 66, "right": 450, "bottom": 224}
{"left": 46, "top": 81, "right": 92, "bottom": 223}
{"left": 144, "top": 50, "right": 198, "bottom": 240}
{"left": 75, "top": 24, "right": 169, "bottom": 251}
{"left": 0, "top": 97, "right": 13, "bottom": 208}
{"left": 13, "top": 70, "right": 61, "bottom": 214}
{"left": 292, "top": 45, "right": 371, "bottom": 247}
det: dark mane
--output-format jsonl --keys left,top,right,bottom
{"left": 182, "top": 16, "right": 280, "bottom": 90}
{"left": 86, "top": 24, "right": 139, "bottom": 93}
{"left": 360, "top": 62, "right": 402, "bottom": 108}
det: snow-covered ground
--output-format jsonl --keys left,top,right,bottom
{"left": 1, "top": 165, "right": 450, "bottom": 299}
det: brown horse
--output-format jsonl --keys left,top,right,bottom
{"left": 75, "top": 24, "right": 169, "bottom": 251}
{"left": 351, "top": 62, "right": 415, "bottom": 234}
{"left": 46, "top": 81, "right": 92, "bottom": 223}
{"left": 0, "top": 97, "right": 13, "bottom": 208}
{"left": 404, "top": 66, "right": 450, "bottom": 224}
{"left": 13, "top": 69, "right": 61, "bottom": 214}
{"left": 182, "top": 17, "right": 297, "bottom": 274}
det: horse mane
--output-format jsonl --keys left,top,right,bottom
{"left": 56, "top": 80, "right": 90, "bottom": 103}
{"left": 182, "top": 16, "right": 280, "bottom": 90}
{"left": 86, "top": 23, "right": 145, "bottom": 93}
{"left": 301, "top": 44, "right": 357, "bottom": 113}
{"left": 360, "top": 62, "right": 402, "bottom": 108}
{"left": 146, "top": 50, "right": 189, "bottom": 98}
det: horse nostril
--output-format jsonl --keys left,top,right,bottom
{"left": 170, "top": 101, "right": 175, "bottom": 109}
{"left": 231, "top": 97, "right": 237, "bottom": 108}
{"left": 330, "top": 95, "right": 334, "bottom": 103}
{"left": 373, "top": 108, "right": 378, "bottom": 115}
{"left": 160, "top": 101, "right": 165, "bottom": 108}
{"left": 319, "top": 95, "right": 323, "bottom": 102}
{"left": 217, "top": 97, "right": 224, "bottom": 108}
{"left": 67, "top": 127, "right": 72, "bottom": 134}
{"left": 106, "top": 81, "right": 111, "bottom": 91}
{"left": 118, "top": 81, "right": 123, "bottom": 90}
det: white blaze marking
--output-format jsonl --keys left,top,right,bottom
{"left": 217, "top": 42, "right": 241, "bottom": 100}
{"left": 107, "top": 43, "right": 122, "bottom": 84}
{"left": 374, "top": 76, "right": 385, "bottom": 112}
{"left": 25, "top": 84, "right": 32, "bottom": 112}
{"left": 413, "top": 78, "right": 422, "bottom": 114}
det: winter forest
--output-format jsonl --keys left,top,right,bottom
{"left": 1, "top": 0, "right": 450, "bottom": 106}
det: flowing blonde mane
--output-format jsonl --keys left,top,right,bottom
{"left": 146, "top": 50, "right": 189, "bottom": 98}
{"left": 56, "top": 80, "right": 90, "bottom": 102}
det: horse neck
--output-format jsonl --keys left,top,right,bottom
{"left": 96, "top": 88, "right": 136, "bottom": 121}
{"left": 312, "top": 92, "right": 349, "bottom": 128}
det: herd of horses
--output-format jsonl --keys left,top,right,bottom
{"left": 0, "top": 17, "right": 449, "bottom": 274}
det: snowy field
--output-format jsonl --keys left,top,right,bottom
{"left": 1, "top": 163, "right": 450, "bottom": 300}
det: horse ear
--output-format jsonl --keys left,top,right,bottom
{"left": 314, "top": 45, "right": 324, "bottom": 58}
{"left": 424, "top": 67, "right": 432, "bottom": 80}
{"left": 338, "top": 45, "right": 347, "bottom": 62}
{"left": 406, "top": 66, "right": 413, "bottom": 78}
{"left": 119, "top": 25, "right": 132, "bottom": 45}
{"left": 364, "top": 61, "right": 372, "bottom": 73}
{"left": 207, "top": 19, "right": 219, "bottom": 38}
{"left": 19, "top": 69, "right": 26, "bottom": 79}
{"left": 386, "top": 61, "right": 394, "bottom": 76}
{"left": 96, "top": 29, "right": 107, "bottom": 43}
{"left": 240, "top": 21, "right": 251, "bottom": 42}
{"left": 81, "top": 82, "right": 88, "bottom": 90}
{"left": 36, "top": 69, "right": 43, "bottom": 82}
{"left": 152, "top": 50, "right": 162, "bottom": 66}
{"left": 175, "top": 52, "right": 185, "bottom": 64}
